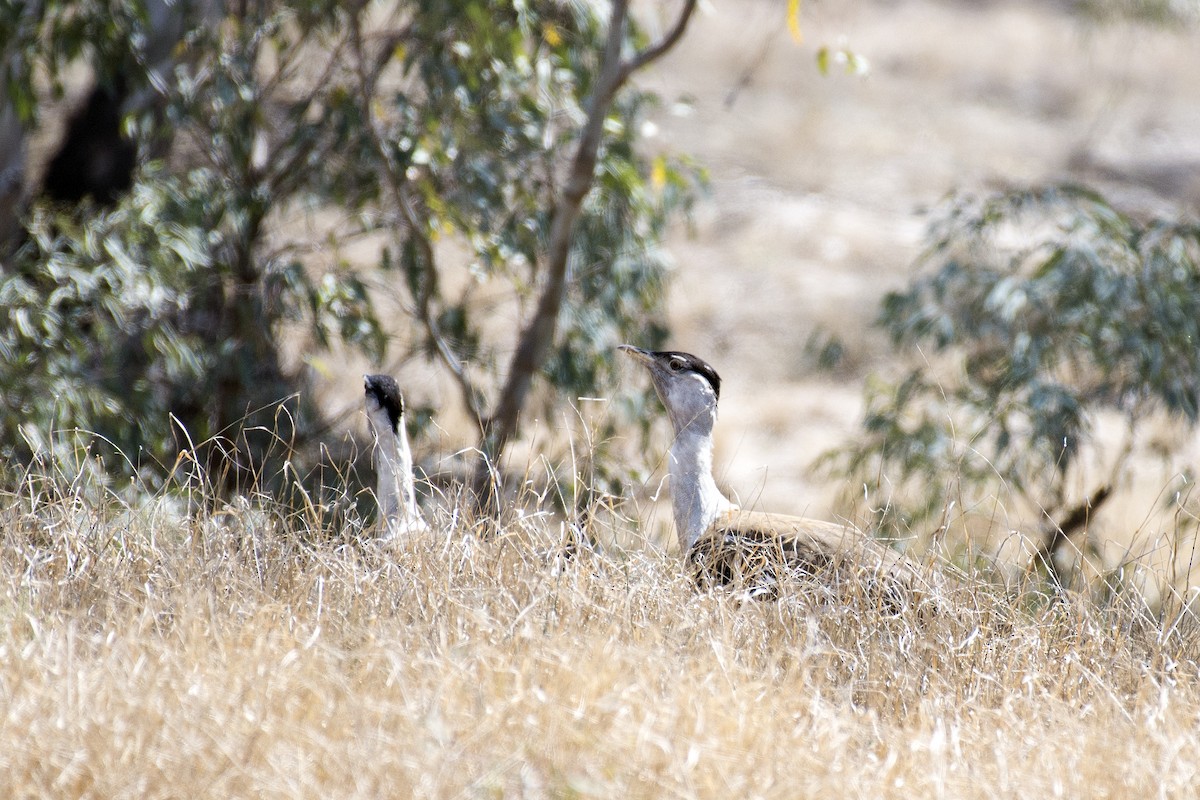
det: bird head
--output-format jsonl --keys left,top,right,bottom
{"left": 364, "top": 373, "right": 404, "bottom": 437}
{"left": 618, "top": 345, "right": 722, "bottom": 437}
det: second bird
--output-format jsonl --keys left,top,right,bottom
{"left": 364, "top": 374, "right": 429, "bottom": 538}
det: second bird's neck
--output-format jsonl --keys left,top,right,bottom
{"left": 667, "top": 424, "right": 735, "bottom": 552}
{"left": 375, "top": 422, "right": 421, "bottom": 534}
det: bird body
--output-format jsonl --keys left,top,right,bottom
{"left": 690, "top": 509, "right": 928, "bottom": 595}
{"left": 619, "top": 345, "right": 936, "bottom": 595}
{"left": 364, "top": 374, "right": 428, "bottom": 537}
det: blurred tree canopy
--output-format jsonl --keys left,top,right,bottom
{"left": 0, "top": 0, "right": 702, "bottom": 498}
{"left": 823, "top": 185, "right": 1200, "bottom": 578}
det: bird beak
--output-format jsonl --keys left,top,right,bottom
{"left": 617, "top": 344, "right": 654, "bottom": 367}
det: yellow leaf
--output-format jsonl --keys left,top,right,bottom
{"left": 787, "top": 0, "right": 803, "bottom": 44}
{"left": 305, "top": 355, "right": 332, "bottom": 378}
{"left": 543, "top": 22, "right": 562, "bottom": 47}
{"left": 650, "top": 156, "right": 667, "bottom": 191}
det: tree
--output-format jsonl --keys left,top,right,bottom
{"left": 341, "top": 0, "right": 700, "bottom": 509}
{"left": 0, "top": 0, "right": 701, "bottom": 502}
{"left": 822, "top": 185, "right": 1200, "bottom": 582}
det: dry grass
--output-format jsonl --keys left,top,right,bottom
{"left": 3, "top": 458, "right": 1200, "bottom": 799}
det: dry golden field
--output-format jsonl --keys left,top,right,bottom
{"left": 3, "top": 468, "right": 1200, "bottom": 798}
{"left": 7, "top": 1, "right": 1200, "bottom": 797}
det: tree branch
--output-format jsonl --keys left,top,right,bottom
{"left": 471, "top": 0, "right": 698, "bottom": 507}
{"left": 622, "top": 0, "right": 699, "bottom": 78}
{"left": 1033, "top": 483, "right": 1112, "bottom": 588}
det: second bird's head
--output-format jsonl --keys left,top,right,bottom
{"left": 364, "top": 373, "right": 404, "bottom": 437}
{"left": 618, "top": 345, "right": 722, "bottom": 436}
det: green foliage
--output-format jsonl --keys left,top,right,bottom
{"left": 1, "top": 175, "right": 205, "bottom": 480}
{"left": 1, "top": 0, "right": 153, "bottom": 122}
{"left": 2, "top": 0, "right": 698, "bottom": 493}
{"left": 823, "top": 185, "right": 1200, "bottom": 533}
{"left": 1075, "top": 0, "right": 1200, "bottom": 26}
{"left": 0, "top": 164, "right": 380, "bottom": 485}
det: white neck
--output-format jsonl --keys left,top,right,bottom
{"left": 370, "top": 412, "right": 426, "bottom": 536}
{"left": 667, "top": 424, "right": 735, "bottom": 551}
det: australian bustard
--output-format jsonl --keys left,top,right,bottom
{"left": 619, "top": 345, "right": 941, "bottom": 598}
{"left": 363, "top": 374, "right": 428, "bottom": 537}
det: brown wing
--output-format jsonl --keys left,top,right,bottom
{"left": 688, "top": 509, "right": 940, "bottom": 601}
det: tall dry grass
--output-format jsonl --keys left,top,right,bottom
{"left": 2, "top": 450, "right": 1200, "bottom": 799}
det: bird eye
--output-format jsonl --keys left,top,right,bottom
{"left": 669, "top": 357, "right": 685, "bottom": 372}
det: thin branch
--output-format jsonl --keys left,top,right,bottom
{"left": 1033, "top": 483, "right": 1113, "bottom": 587}
{"left": 725, "top": 30, "right": 774, "bottom": 109}
{"left": 622, "top": 0, "right": 699, "bottom": 78}
{"left": 264, "top": 27, "right": 362, "bottom": 196}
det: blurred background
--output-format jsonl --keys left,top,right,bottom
{"left": 644, "top": 0, "right": 1200, "bottom": 514}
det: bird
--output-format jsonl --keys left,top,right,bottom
{"left": 363, "top": 374, "right": 429, "bottom": 537}
{"left": 618, "top": 345, "right": 939, "bottom": 599}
